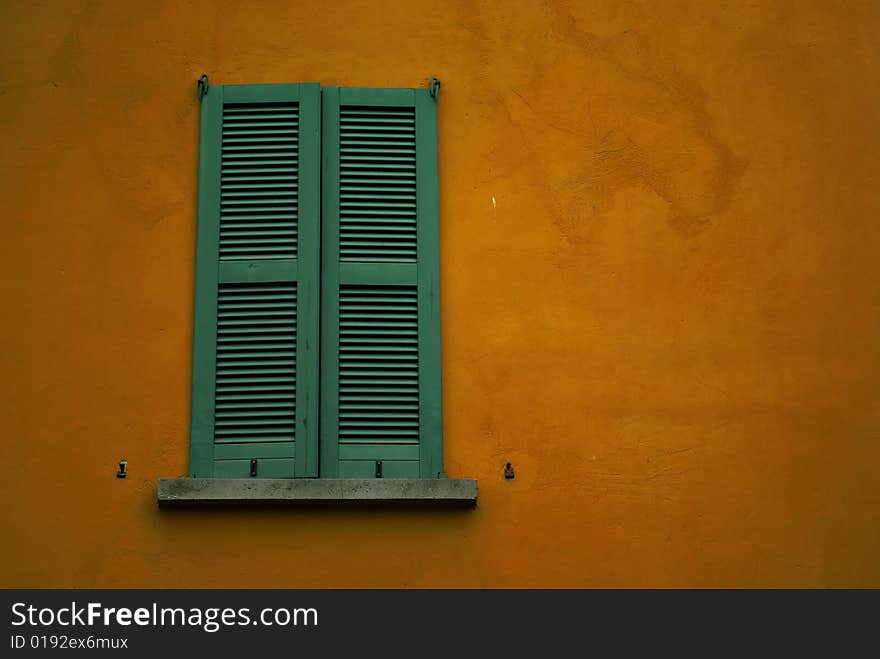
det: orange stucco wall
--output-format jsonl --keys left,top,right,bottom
{"left": 2, "top": 0, "right": 879, "bottom": 588}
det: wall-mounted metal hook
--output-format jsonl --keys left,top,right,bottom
{"left": 116, "top": 460, "right": 128, "bottom": 479}
{"left": 504, "top": 462, "right": 515, "bottom": 480}
{"left": 429, "top": 76, "right": 441, "bottom": 101}
{"left": 197, "top": 74, "right": 209, "bottom": 101}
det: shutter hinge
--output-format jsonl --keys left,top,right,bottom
{"left": 197, "top": 73, "right": 209, "bottom": 102}
{"left": 429, "top": 76, "right": 440, "bottom": 101}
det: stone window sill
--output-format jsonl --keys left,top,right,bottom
{"left": 157, "top": 478, "right": 477, "bottom": 507}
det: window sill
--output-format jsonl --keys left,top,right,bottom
{"left": 157, "top": 478, "right": 477, "bottom": 508}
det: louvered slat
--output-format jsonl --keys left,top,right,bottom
{"left": 221, "top": 103, "right": 299, "bottom": 260}
{"left": 339, "top": 106, "right": 416, "bottom": 262}
{"left": 214, "top": 282, "right": 296, "bottom": 443}
{"left": 339, "top": 285, "right": 419, "bottom": 444}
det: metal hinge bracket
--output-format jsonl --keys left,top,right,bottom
{"left": 429, "top": 76, "right": 441, "bottom": 101}
{"left": 197, "top": 74, "right": 209, "bottom": 102}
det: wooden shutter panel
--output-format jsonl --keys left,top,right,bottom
{"left": 321, "top": 87, "right": 443, "bottom": 479}
{"left": 189, "top": 83, "right": 321, "bottom": 478}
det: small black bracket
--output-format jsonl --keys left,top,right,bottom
{"left": 116, "top": 460, "right": 128, "bottom": 479}
{"left": 197, "top": 74, "right": 209, "bottom": 102}
{"left": 429, "top": 76, "right": 441, "bottom": 101}
{"left": 250, "top": 459, "right": 257, "bottom": 478}
{"left": 504, "top": 462, "right": 515, "bottom": 480}
{"left": 375, "top": 460, "right": 383, "bottom": 479}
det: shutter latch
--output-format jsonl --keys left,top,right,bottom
{"left": 429, "top": 76, "right": 440, "bottom": 101}
{"left": 250, "top": 459, "right": 257, "bottom": 478}
{"left": 375, "top": 461, "right": 383, "bottom": 479}
{"left": 197, "top": 73, "right": 209, "bottom": 102}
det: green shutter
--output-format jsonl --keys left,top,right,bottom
{"left": 189, "top": 83, "right": 321, "bottom": 478}
{"left": 321, "top": 87, "right": 443, "bottom": 479}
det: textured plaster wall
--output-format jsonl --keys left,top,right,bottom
{"left": 1, "top": 0, "right": 879, "bottom": 587}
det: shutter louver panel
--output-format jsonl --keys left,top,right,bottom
{"left": 339, "top": 285, "right": 419, "bottom": 444}
{"left": 190, "top": 83, "right": 320, "bottom": 479}
{"left": 339, "top": 106, "right": 417, "bottom": 262}
{"left": 220, "top": 103, "right": 299, "bottom": 260}
{"left": 214, "top": 282, "right": 297, "bottom": 443}
{"left": 322, "top": 87, "right": 442, "bottom": 479}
